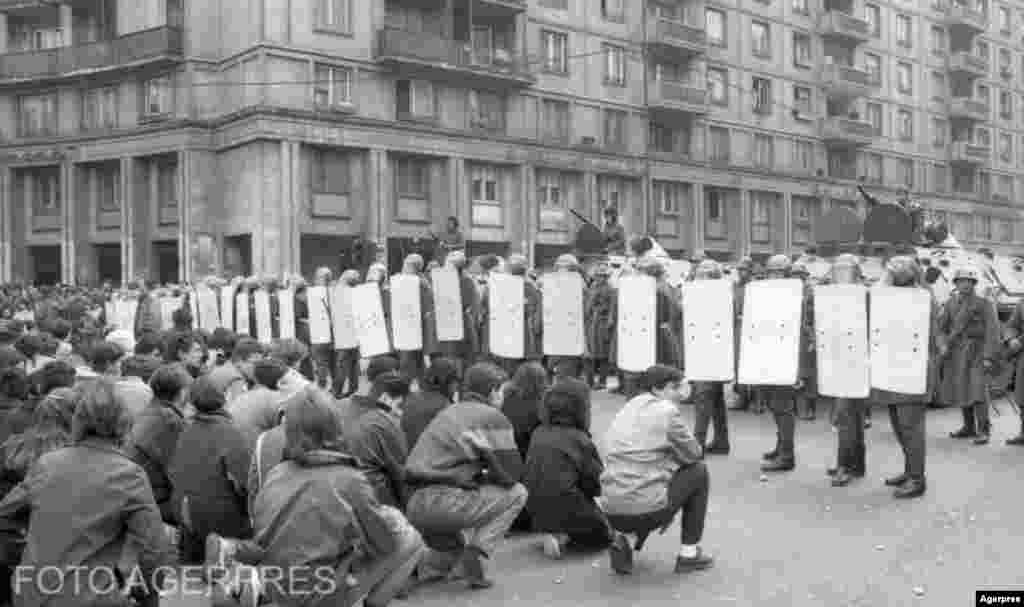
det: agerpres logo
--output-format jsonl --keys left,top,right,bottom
{"left": 977, "top": 590, "right": 1024, "bottom": 606}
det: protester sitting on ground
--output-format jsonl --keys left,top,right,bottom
{"left": 526, "top": 378, "right": 612, "bottom": 559}
{"left": 342, "top": 371, "right": 412, "bottom": 509}
{"left": 76, "top": 340, "right": 125, "bottom": 384}
{"left": 117, "top": 355, "right": 159, "bottom": 418}
{"left": 0, "top": 387, "right": 75, "bottom": 495}
{"left": 501, "top": 361, "right": 548, "bottom": 460}
{"left": 405, "top": 362, "right": 527, "bottom": 590}
{"left": 208, "top": 337, "right": 264, "bottom": 402}
{"left": 601, "top": 364, "right": 714, "bottom": 575}
{"left": 170, "top": 375, "right": 252, "bottom": 565}
{"left": 163, "top": 330, "right": 205, "bottom": 378}
{"left": 268, "top": 338, "right": 311, "bottom": 396}
{"left": 226, "top": 358, "right": 289, "bottom": 447}
{"left": 28, "top": 360, "right": 75, "bottom": 402}
{"left": 0, "top": 379, "right": 171, "bottom": 607}
{"left": 223, "top": 387, "right": 424, "bottom": 607}
{"left": 339, "top": 354, "right": 401, "bottom": 426}
{"left": 402, "top": 357, "right": 460, "bottom": 449}
{"left": 129, "top": 363, "right": 193, "bottom": 524}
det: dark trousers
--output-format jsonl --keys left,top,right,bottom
{"left": 694, "top": 383, "right": 729, "bottom": 448}
{"left": 333, "top": 347, "right": 360, "bottom": 397}
{"left": 549, "top": 356, "right": 583, "bottom": 380}
{"left": 834, "top": 398, "right": 866, "bottom": 473}
{"left": 584, "top": 357, "right": 610, "bottom": 387}
{"left": 889, "top": 403, "right": 926, "bottom": 479}
{"left": 399, "top": 350, "right": 425, "bottom": 384}
{"left": 621, "top": 372, "right": 645, "bottom": 399}
{"left": 310, "top": 343, "right": 335, "bottom": 389}
{"left": 961, "top": 402, "right": 991, "bottom": 433}
{"left": 607, "top": 462, "right": 709, "bottom": 546}
{"left": 765, "top": 388, "right": 797, "bottom": 461}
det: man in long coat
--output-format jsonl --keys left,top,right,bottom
{"left": 730, "top": 257, "right": 755, "bottom": 411}
{"left": 490, "top": 254, "right": 542, "bottom": 377}
{"left": 1002, "top": 297, "right": 1024, "bottom": 445}
{"left": 333, "top": 269, "right": 362, "bottom": 398}
{"left": 394, "top": 254, "right": 437, "bottom": 384}
{"left": 584, "top": 262, "right": 616, "bottom": 390}
{"left": 435, "top": 250, "right": 480, "bottom": 376}
{"left": 938, "top": 267, "right": 1001, "bottom": 444}
{"left": 547, "top": 254, "right": 586, "bottom": 380}
{"left": 690, "top": 260, "right": 730, "bottom": 455}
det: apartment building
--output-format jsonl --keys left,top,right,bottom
{"left": 0, "top": 0, "right": 1021, "bottom": 285}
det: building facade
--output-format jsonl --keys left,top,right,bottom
{"left": 0, "top": 0, "right": 1022, "bottom": 285}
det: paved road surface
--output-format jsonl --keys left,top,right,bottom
{"left": 163, "top": 391, "right": 1024, "bottom": 607}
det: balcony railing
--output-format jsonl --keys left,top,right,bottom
{"left": 947, "top": 51, "right": 989, "bottom": 77}
{"left": 648, "top": 80, "right": 708, "bottom": 113}
{"left": 817, "top": 11, "right": 872, "bottom": 43}
{"left": 820, "top": 63, "right": 880, "bottom": 97}
{"left": 0, "top": 26, "right": 183, "bottom": 82}
{"left": 477, "top": 0, "right": 527, "bottom": 10}
{"left": 820, "top": 116, "right": 876, "bottom": 146}
{"left": 376, "top": 27, "right": 534, "bottom": 84}
{"left": 948, "top": 97, "right": 989, "bottom": 120}
{"left": 645, "top": 17, "right": 707, "bottom": 55}
{"left": 945, "top": 4, "right": 988, "bottom": 30}
{"left": 949, "top": 140, "right": 991, "bottom": 164}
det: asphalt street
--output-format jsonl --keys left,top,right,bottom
{"left": 163, "top": 390, "right": 1024, "bottom": 607}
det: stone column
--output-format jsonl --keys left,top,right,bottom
{"left": 120, "top": 157, "right": 134, "bottom": 284}
{"left": 278, "top": 140, "right": 295, "bottom": 278}
{"left": 0, "top": 169, "right": 8, "bottom": 283}
{"left": 8, "top": 169, "right": 26, "bottom": 284}
{"left": 782, "top": 191, "right": 794, "bottom": 255}
{"left": 59, "top": 4, "right": 72, "bottom": 45}
{"left": 692, "top": 182, "right": 705, "bottom": 252}
{"left": 133, "top": 158, "right": 153, "bottom": 282}
{"left": 60, "top": 159, "right": 76, "bottom": 284}
{"left": 366, "top": 149, "right": 383, "bottom": 242}
{"left": 738, "top": 188, "right": 750, "bottom": 259}
{"left": 0, "top": 14, "right": 9, "bottom": 54}
{"left": 177, "top": 150, "right": 189, "bottom": 283}
{"left": 446, "top": 155, "right": 461, "bottom": 232}
{"left": 71, "top": 164, "right": 97, "bottom": 285}
{"left": 520, "top": 164, "right": 532, "bottom": 266}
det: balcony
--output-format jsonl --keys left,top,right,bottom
{"left": 944, "top": 4, "right": 988, "bottom": 33}
{"left": 376, "top": 27, "right": 535, "bottom": 89}
{"left": 819, "top": 116, "right": 876, "bottom": 147}
{"left": 644, "top": 17, "right": 707, "bottom": 60}
{"left": 475, "top": 0, "right": 526, "bottom": 13}
{"left": 647, "top": 80, "right": 708, "bottom": 119}
{"left": 0, "top": 27, "right": 183, "bottom": 85}
{"left": 947, "top": 97, "right": 989, "bottom": 121}
{"left": 819, "top": 63, "right": 880, "bottom": 99}
{"left": 817, "top": 11, "right": 872, "bottom": 45}
{"left": 948, "top": 141, "right": 991, "bottom": 165}
{"left": 947, "top": 51, "right": 989, "bottom": 78}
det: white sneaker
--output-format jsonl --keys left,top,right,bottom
{"left": 541, "top": 534, "right": 569, "bottom": 560}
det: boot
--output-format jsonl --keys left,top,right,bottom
{"left": 893, "top": 477, "right": 926, "bottom": 499}
{"left": 885, "top": 473, "right": 908, "bottom": 487}
{"left": 761, "top": 457, "right": 795, "bottom": 472}
{"left": 831, "top": 467, "right": 853, "bottom": 487}
{"left": 762, "top": 434, "right": 780, "bottom": 460}
{"left": 973, "top": 422, "right": 991, "bottom": 445}
{"left": 729, "top": 389, "right": 749, "bottom": 411}
{"left": 705, "top": 442, "right": 730, "bottom": 455}
{"left": 950, "top": 408, "right": 976, "bottom": 438}
{"left": 1007, "top": 419, "right": 1024, "bottom": 445}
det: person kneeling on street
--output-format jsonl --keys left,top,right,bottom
{"left": 600, "top": 365, "right": 714, "bottom": 575}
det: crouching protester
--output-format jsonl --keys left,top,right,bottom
{"left": 600, "top": 365, "right": 714, "bottom": 575}
{"left": 0, "top": 379, "right": 172, "bottom": 607}
{"left": 209, "top": 386, "right": 425, "bottom": 607}
{"left": 404, "top": 363, "right": 527, "bottom": 590}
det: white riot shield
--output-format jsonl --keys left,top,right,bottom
{"left": 306, "top": 286, "right": 332, "bottom": 345}
{"left": 104, "top": 300, "right": 118, "bottom": 330}
{"left": 220, "top": 285, "right": 235, "bottom": 331}
{"left": 329, "top": 284, "right": 358, "bottom": 350}
{"left": 542, "top": 272, "right": 584, "bottom": 356}
{"left": 235, "top": 291, "right": 251, "bottom": 335}
{"left": 738, "top": 279, "right": 803, "bottom": 386}
{"left": 488, "top": 274, "right": 525, "bottom": 359}
{"left": 870, "top": 287, "right": 931, "bottom": 395}
{"left": 616, "top": 274, "right": 657, "bottom": 373}
{"left": 682, "top": 280, "right": 735, "bottom": 382}
{"left": 431, "top": 268, "right": 464, "bottom": 342}
{"left": 116, "top": 297, "right": 138, "bottom": 332}
{"left": 277, "top": 288, "right": 295, "bottom": 340}
{"left": 390, "top": 274, "right": 423, "bottom": 352}
{"left": 814, "top": 284, "right": 869, "bottom": 398}
{"left": 253, "top": 290, "right": 273, "bottom": 344}
{"left": 196, "top": 286, "right": 220, "bottom": 333}
{"left": 188, "top": 292, "right": 199, "bottom": 329}
{"left": 159, "top": 297, "right": 182, "bottom": 331}
{"left": 351, "top": 284, "right": 391, "bottom": 357}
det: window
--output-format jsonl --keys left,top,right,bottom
{"left": 896, "top": 14, "right": 912, "bottom": 47}
{"left": 864, "top": 53, "right": 882, "bottom": 81}
{"left": 752, "top": 77, "right": 772, "bottom": 114}
{"left": 653, "top": 181, "right": 683, "bottom": 215}
{"left": 396, "top": 158, "right": 428, "bottom": 199}
{"left": 1000, "top": 90, "right": 1013, "bottom": 119}
{"left": 93, "top": 166, "right": 121, "bottom": 225}
{"left": 977, "top": 84, "right": 990, "bottom": 108}
{"left": 931, "top": 71, "right": 946, "bottom": 100}
{"left": 603, "top": 109, "right": 626, "bottom": 147}
{"left": 754, "top": 134, "right": 773, "bottom": 169}
{"left": 396, "top": 79, "right": 435, "bottom": 120}
{"left": 998, "top": 218, "right": 1014, "bottom": 241}
{"left": 931, "top": 118, "right": 947, "bottom": 147}
{"left": 792, "top": 0, "right": 809, "bottom": 14}
{"left": 999, "top": 5, "right": 1011, "bottom": 33}
{"left": 542, "top": 30, "right": 568, "bottom": 74}
{"left": 751, "top": 21, "right": 771, "bottom": 57}
{"left": 537, "top": 170, "right": 564, "bottom": 207}
{"left": 316, "top": 0, "right": 350, "bottom": 32}
{"left": 17, "top": 93, "right": 57, "bottom": 138}
{"left": 792, "top": 196, "right": 814, "bottom": 243}
{"left": 976, "top": 214, "right": 992, "bottom": 240}
{"left": 896, "top": 62, "right": 913, "bottom": 94}
{"left": 469, "top": 90, "right": 505, "bottom": 133}
{"left": 930, "top": 26, "right": 946, "bottom": 56}
{"left": 707, "top": 68, "right": 728, "bottom": 105}
{"left": 649, "top": 122, "right": 689, "bottom": 155}
{"left": 900, "top": 158, "right": 914, "bottom": 188}
{"left": 601, "top": 0, "right": 624, "bottom": 21}
{"left": 81, "top": 87, "right": 116, "bottom": 131}
{"left": 999, "top": 48, "right": 1012, "bottom": 76}
{"left": 933, "top": 164, "right": 947, "bottom": 192}
{"left": 471, "top": 166, "right": 500, "bottom": 204}
{"left": 26, "top": 168, "right": 60, "bottom": 220}
{"left": 865, "top": 152, "right": 884, "bottom": 184}
{"left": 313, "top": 64, "right": 352, "bottom": 108}
{"left": 1000, "top": 133, "right": 1012, "bottom": 161}
{"left": 705, "top": 189, "right": 726, "bottom": 238}
{"left": 542, "top": 99, "right": 570, "bottom": 143}
{"left": 142, "top": 75, "right": 171, "bottom": 117}
{"left": 864, "top": 4, "right": 881, "bottom": 37}
{"left": 793, "top": 86, "right": 812, "bottom": 116}
{"left": 706, "top": 9, "right": 726, "bottom": 46}
{"left": 709, "top": 126, "right": 730, "bottom": 163}
{"left": 603, "top": 44, "right": 626, "bottom": 85}
{"left": 866, "top": 102, "right": 883, "bottom": 135}
{"left": 977, "top": 126, "right": 991, "bottom": 147}
{"left": 312, "top": 148, "right": 351, "bottom": 196}
{"left": 751, "top": 193, "right": 773, "bottom": 243}
{"left": 897, "top": 109, "right": 913, "bottom": 140}
{"left": 155, "top": 158, "right": 178, "bottom": 224}
{"left": 792, "top": 140, "right": 813, "bottom": 173}
{"left": 977, "top": 40, "right": 990, "bottom": 62}
{"left": 792, "top": 33, "right": 811, "bottom": 67}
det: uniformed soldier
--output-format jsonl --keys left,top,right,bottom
{"left": 584, "top": 262, "right": 617, "bottom": 390}
{"left": 1002, "top": 296, "right": 1024, "bottom": 445}
{"left": 791, "top": 261, "right": 818, "bottom": 422}
{"left": 548, "top": 254, "right": 586, "bottom": 380}
{"left": 691, "top": 259, "right": 730, "bottom": 455}
{"left": 365, "top": 262, "right": 393, "bottom": 349}
{"left": 394, "top": 253, "right": 437, "bottom": 385}
{"left": 938, "top": 267, "right": 1001, "bottom": 444}
{"left": 621, "top": 258, "right": 682, "bottom": 398}
{"left": 288, "top": 273, "right": 315, "bottom": 381}
{"left": 730, "top": 257, "right": 756, "bottom": 412}
{"left": 827, "top": 254, "right": 867, "bottom": 487}
{"left": 308, "top": 268, "right": 335, "bottom": 390}
{"left": 757, "top": 254, "right": 808, "bottom": 473}
{"left": 435, "top": 250, "right": 479, "bottom": 377}
{"left": 491, "top": 254, "right": 543, "bottom": 377}
{"left": 603, "top": 207, "right": 627, "bottom": 256}
{"left": 333, "top": 269, "right": 362, "bottom": 398}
